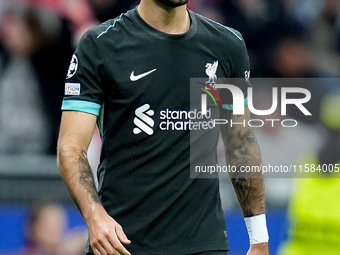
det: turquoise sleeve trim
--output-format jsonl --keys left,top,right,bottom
{"left": 62, "top": 100, "right": 101, "bottom": 116}
{"left": 222, "top": 97, "right": 248, "bottom": 110}
{"left": 222, "top": 104, "right": 233, "bottom": 111}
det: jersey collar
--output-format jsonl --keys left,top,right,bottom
{"left": 130, "top": 6, "right": 197, "bottom": 41}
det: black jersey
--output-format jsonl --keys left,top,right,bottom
{"left": 62, "top": 7, "right": 250, "bottom": 255}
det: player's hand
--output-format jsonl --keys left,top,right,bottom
{"left": 87, "top": 205, "right": 131, "bottom": 255}
{"left": 246, "top": 243, "right": 269, "bottom": 255}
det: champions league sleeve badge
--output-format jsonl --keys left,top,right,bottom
{"left": 66, "top": 54, "right": 78, "bottom": 79}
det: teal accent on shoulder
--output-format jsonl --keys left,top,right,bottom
{"left": 196, "top": 13, "right": 243, "bottom": 41}
{"left": 222, "top": 97, "right": 248, "bottom": 110}
{"left": 225, "top": 27, "right": 243, "bottom": 41}
{"left": 97, "top": 13, "right": 124, "bottom": 39}
{"left": 62, "top": 100, "right": 101, "bottom": 116}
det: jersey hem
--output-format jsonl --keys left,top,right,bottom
{"left": 86, "top": 242, "right": 229, "bottom": 255}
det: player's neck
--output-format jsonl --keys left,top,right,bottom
{"left": 138, "top": 1, "right": 190, "bottom": 35}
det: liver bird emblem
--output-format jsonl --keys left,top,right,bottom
{"left": 205, "top": 60, "right": 219, "bottom": 86}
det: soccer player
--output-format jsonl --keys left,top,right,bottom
{"left": 57, "top": 0, "right": 269, "bottom": 255}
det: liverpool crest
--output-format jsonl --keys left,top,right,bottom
{"left": 205, "top": 60, "right": 218, "bottom": 89}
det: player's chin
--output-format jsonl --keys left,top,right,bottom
{"left": 155, "top": 0, "right": 189, "bottom": 8}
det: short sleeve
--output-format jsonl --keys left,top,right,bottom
{"left": 61, "top": 30, "right": 105, "bottom": 116}
{"left": 219, "top": 33, "right": 251, "bottom": 113}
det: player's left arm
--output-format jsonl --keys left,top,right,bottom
{"left": 220, "top": 107, "right": 269, "bottom": 255}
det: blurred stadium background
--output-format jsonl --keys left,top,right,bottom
{"left": 0, "top": 0, "right": 340, "bottom": 254}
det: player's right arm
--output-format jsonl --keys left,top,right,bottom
{"left": 57, "top": 111, "right": 131, "bottom": 255}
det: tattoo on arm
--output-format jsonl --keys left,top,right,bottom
{"left": 230, "top": 169, "right": 264, "bottom": 217}
{"left": 220, "top": 110, "right": 265, "bottom": 217}
{"left": 78, "top": 150, "right": 101, "bottom": 204}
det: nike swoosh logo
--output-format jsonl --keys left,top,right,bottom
{"left": 130, "top": 69, "right": 157, "bottom": 81}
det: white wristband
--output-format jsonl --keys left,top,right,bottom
{"left": 244, "top": 214, "right": 269, "bottom": 245}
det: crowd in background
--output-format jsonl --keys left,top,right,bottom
{"left": 0, "top": 0, "right": 339, "bottom": 152}
{"left": 23, "top": 202, "right": 86, "bottom": 255}
{"left": 0, "top": 0, "right": 339, "bottom": 154}
{"left": 0, "top": 0, "right": 340, "bottom": 254}
{"left": 0, "top": 0, "right": 339, "bottom": 223}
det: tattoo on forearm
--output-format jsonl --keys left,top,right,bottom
{"left": 230, "top": 172, "right": 264, "bottom": 217}
{"left": 78, "top": 150, "right": 101, "bottom": 204}
{"left": 231, "top": 171, "right": 253, "bottom": 205}
{"left": 220, "top": 111, "right": 265, "bottom": 217}
{"left": 231, "top": 175, "right": 265, "bottom": 217}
